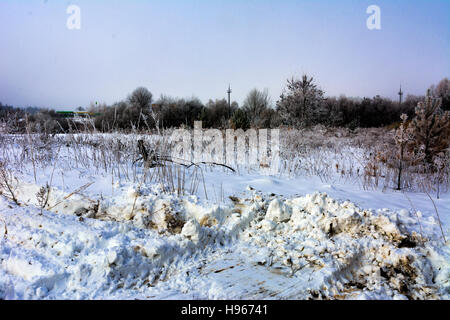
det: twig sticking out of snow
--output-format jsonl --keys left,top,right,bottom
{"left": 185, "top": 161, "right": 236, "bottom": 173}
{"left": 129, "top": 166, "right": 150, "bottom": 220}
{"left": 424, "top": 191, "right": 447, "bottom": 244}
{"left": 0, "top": 162, "right": 20, "bottom": 205}
{"left": 135, "top": 139, "right": 236, "bottom": 173}
{"left": 48, "top": 181, "right": 94, "bottom": 210}
{"left": 402, "top": 191, "right": 424, "bottom": 243}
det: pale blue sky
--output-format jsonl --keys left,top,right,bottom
{"left": 0, "top": 0, "right": 449, "bottom": 109}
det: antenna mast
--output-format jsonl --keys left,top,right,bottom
{"left": 227, "top": 84, "right": 232, "bottom": 118}
{"left": 398, "top": 85, "right": 403, "bottom": 105}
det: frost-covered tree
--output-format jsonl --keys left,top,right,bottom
{"left": 259, "top": 108, "right": 281, "bottom": 128}
{"left": 242, "top": 88, "right": 271, "bottom": 127}
{"left": 430, "top": 78, "right": 450, "bottom": 111}
{"left": 127, "top": 87, "right": 153, "bottom": 130}
{"left": 408, "top": 93, "right": 450, "bottom": 165}
{"left": 393, "top": 114, "right": 414, "bottom": 190}
{"left": 276, "top": 74, "right": 325, "bottom": 127}
{"left": 128, "top": 87, "right": 153, "bottom": 111}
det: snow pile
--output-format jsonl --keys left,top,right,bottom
{"left": 0, "top": 204, "right": 196, "bottom": 299}
{"left": 240, "top": 192, "right": 447, "bottom": 299}
{"left": 0, "top": 183, "right": 448, "bottom": 300}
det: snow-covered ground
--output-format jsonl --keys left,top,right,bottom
{"left": 0, "top": 134, "right": 449, "bottom": 299}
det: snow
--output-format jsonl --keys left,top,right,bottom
{"left": 266, "top": 198, "right": 292, "bottom": 223}
{"left": 0, "top": 134, "right": 449, "bottom": 300}
{"left": 1, "top": 175, "right": 449, "bottom": 300}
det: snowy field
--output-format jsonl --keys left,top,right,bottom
{"left": 0, "top": 132, "right": 449, "bottom": 300}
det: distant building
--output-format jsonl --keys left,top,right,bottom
{"left": 56, "top": 111, "right": 101, "bottom": 124}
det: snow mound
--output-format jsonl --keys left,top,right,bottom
{"left": 240, "top": 192, "right": 445, "bottom": 299}
{"left": 0, "top": 186, "right": 448, "bottom": 300}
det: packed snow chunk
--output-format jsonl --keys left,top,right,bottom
{"left": 126, "top": 186, "right": 141, "bottom": 198}
{"left": 183, "top": 200, "right": 229, "bottom": 227}
{"left": 3, "top": 249, "right": 64, "bottom": 283}
{"left": 149, "top": 200, "right": 185, "bottom": 234}
{"left": 261, "top": 219, "right": 277, "bottom": 232}
{"left": 181, "top": 219, "right": 202, "bottom": 242}
{"left": 367, "top": 213, "right": 406, "bottom": 243}
{"left": 265, "top": 199, "right": 292, "bottom": 223}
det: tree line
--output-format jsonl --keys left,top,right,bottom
{"left": 1, "top": 76, "right": 448, "bottom": 133}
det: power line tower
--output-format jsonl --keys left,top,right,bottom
{"left": 398, "top": 85, "right": 403, "bottom": 105}
{"left": 227, "top": 84, "right": 232, "bottom": 118}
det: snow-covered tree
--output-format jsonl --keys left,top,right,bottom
{"left": 430, "top": 78, "right": 450, "bottom": 111}
{"left": 408, "top": 93, "right": 450, "bottom": 166}
{"left": 276, "top": 74, "right": 325, "bottom": 127}
{"left": 393, "top": 114, "right": 413, "bottom": 190}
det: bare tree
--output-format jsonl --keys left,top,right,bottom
{"left": 127, "top": 87, "right": 153, "bottom": 130}
{"left": 394, "top": 114, "right": 413, "bottom": 190}
{"left": 242, "top": 88, "right": 271, "bottom": 127}
{"left": 128, "top": 87, "right": 153, "bottom": 111}
{"left": 430, "top": 78, "right": 450, "bottom": 111}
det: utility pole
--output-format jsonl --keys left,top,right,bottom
{"left": 227, "top": 84, "right": 232, "bottom": 118}
{"left": 398, "top": 85, "right": 403, "bottom": 105}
